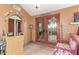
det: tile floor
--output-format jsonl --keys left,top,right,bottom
{"left": 24, "top": 43, "right": 53, "bottom": 55}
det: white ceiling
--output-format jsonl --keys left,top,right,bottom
{"left": 20, "top": 4, "right": 76, "bottom": 16}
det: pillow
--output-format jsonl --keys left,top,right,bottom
{"left": 69, "top": 38, "right": 77, "bottom": 49}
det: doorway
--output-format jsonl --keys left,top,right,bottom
{"left": 36, "top": 14, "right": 60, "bottom": 45}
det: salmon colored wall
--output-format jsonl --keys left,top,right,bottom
{"left": 32, "top": 5, "right": 79, "bottom": 42}
{"left": 0, "top": 4, "right": 32, "bottom": 45}
{"left": 30, "top": 16, "right": 36, "bottom": 42}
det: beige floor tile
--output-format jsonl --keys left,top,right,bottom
{"left": 23, "top": 43, "right": 53, "bottom": 55}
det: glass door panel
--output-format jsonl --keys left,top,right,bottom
{"left": 47, "top": 16, "right": 57, "bottom": 42}
{"left": 37, "top": 18, "right": 45, "bottom": 41}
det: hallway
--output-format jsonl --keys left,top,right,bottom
{"left": 24, "top": 43, "right": 53, "bottom": 55}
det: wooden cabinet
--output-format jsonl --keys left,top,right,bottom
{"left": 5, "top": 36, "right": 24, "bottom": 55}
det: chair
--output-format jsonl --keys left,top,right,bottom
{"left": 0, "top": 39, "right": 6, "bottom": 55}
{"left": 53, "top": 34, "right": 78, "bottom": 55}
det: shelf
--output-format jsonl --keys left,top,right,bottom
{"left": 71, "top": 22, "right": 79, "bottom": 24}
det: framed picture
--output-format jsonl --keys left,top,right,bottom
{"left": 71, "top": 12, "right": 79, "bottom": 24}
{"left": 74, "top": 12, "right": 79, "bottom": 22}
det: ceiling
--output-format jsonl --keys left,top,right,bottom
{"left": 20, "top": 4, "right": 76, "bottom": 16}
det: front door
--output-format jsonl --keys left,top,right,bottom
{"left": 46, "top": 14, "right": 60, "bottom": 44}
{"left": 36, "top": 14, "right": 60, "bottom": 45}
{"left": 36, "top": 17, "right": 45, "bottom": 42}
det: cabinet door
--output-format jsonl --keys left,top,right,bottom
{"left": 36, "top": 17, "right": 45, "bottom": 41}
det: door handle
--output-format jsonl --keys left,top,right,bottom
{"left": 43, "top": 29, "right": 47, "bottom": 33}
{"left": 45, "top": 30, "right": 47, "bottom": 33}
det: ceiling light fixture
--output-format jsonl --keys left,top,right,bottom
{"left": 33, "top": 4, "right": 40, "bottom": 8}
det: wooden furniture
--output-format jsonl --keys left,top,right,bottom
{"left": 5, "top": 35, "right": 24, "bottom": 55}
{"left": 5, "top": 14, "right": 24, "bottom": 55}
{"left": 35, "top": 13, "right": 60, "bottom": 45}
{"left": 74, "top": 35, "right": 79, "bottom": 55}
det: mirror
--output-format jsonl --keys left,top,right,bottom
{"left": 8, "top": 15, "right": 23, "bottom": 36}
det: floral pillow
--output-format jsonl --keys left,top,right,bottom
{"left": 69, "top": 38, "right": 77, "bottom": 49}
